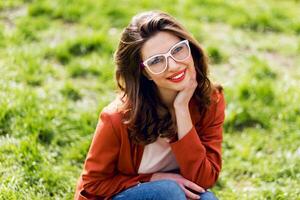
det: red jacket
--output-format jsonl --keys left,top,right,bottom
{"left": 75, "top": 89, "right": 225, "bottom": 200}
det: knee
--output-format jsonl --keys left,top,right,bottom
{"left": 155, "top": 180, "right": 186, "bottom": 199}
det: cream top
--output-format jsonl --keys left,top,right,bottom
{"left": 138, "top": 136, "right": 179, "bottom": 174}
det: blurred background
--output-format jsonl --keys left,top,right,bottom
{"left": 0, "top": 0, "right": 299, "bottom": 199}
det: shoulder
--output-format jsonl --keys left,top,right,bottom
{"left": 199, "top": 86, "right": 225, "bottom": 127}
{"left": 102, "top": 98, "right": 123, "bottom": 115}
{"left": 210, "top": 85, "right": 225, "bottom": 106}
{"left": 93, "top": 97, "right": 127, "bottom": 143}
{"left": 210, "top": 85, "right": 225, "bottom": 117}
{"left": 99, "top": 97, "right": 125, "bottom": 129}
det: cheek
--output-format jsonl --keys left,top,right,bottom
{"left": 189, "top": 61, "right": 196, "bottom": 76}
{"left": 153, "top": 75, "right": 165, "bottom": 83}
{"left": 181, "top": 56, "right": 194, "bottom": 68}
{"left": 143, "top": 69, "right": 154, "bottom": 80}
{"left": 183, "top": 58, "right": 195, "bottom": 74}
{"left": 185, "top": 58, "right": 196, "bottom": 78}
{"left": 187, "top": 56, "right": 195, "bottom": 67}
{"left": 146, "top": 72, "right": 165, "bottom": 84}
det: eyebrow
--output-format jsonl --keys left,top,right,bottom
{"left": 144, "top": 40, "right": 181, "bottom": 60}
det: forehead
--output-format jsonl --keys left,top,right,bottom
{"left": 141, "top": 32, "right": 181, "bottom": 60}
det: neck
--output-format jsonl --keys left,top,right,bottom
{"left": 158, "top": 89, "right": 178, "bottom": 109}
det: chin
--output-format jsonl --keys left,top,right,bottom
{"left": 170, "top": 83, "right": 186, "bottom": 92}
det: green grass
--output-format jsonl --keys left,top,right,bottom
{"left": 0, "top": 0, "right": 299, "bottom": 199}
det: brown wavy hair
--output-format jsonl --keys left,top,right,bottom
{"left": 114, "top": 10, "right": 219, "bottom": 145}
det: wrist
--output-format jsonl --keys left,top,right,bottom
{"left": 150, "top": 172, "right": 161, "bottom": 181}
{"left": 173, "top": 103, "right": 189, "bottom": 111}
{"left": 174, "top": 105, "right": 190, "bottom": 116}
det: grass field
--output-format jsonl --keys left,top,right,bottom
{"left": 0, "top": 0, "right": 300, "bottom": 199}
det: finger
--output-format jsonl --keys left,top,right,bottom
{"left": 189, "top": 75, "right": 197, "bottom": 85}
{"left": 179, "top": 184, "right": 200, "bottom": 199}
{"left": 183, "top": 180, "right": 205, "bottom": 193}
{"left": 191, "top": 80, "right": 197, "bottom": 88}
{"left": 183, "top": 187, "right": 200, "bottom": 199}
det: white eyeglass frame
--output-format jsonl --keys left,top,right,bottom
{"left": 141, "top": 40, "right": 191, "bottom": 75}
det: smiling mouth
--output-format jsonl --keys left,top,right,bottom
{"left": 167, "top": 69, "right": 186, "bottom": 82}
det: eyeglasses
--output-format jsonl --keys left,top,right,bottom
{"left": 141, "top": 40, "right": 191, "bottom": 75}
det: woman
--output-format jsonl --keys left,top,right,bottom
{"left": 75, "top": 10, "right": 225, "bottom": 200}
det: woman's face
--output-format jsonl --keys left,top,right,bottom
{"left": 141, "top": 31, "right": 195, "bottom": 97}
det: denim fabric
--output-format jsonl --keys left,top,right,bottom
{"left": 199, "top": 190, "right": 218, "bottom": 200}
{"left": 112, "top": 180, "right": 218, "bottom": 200}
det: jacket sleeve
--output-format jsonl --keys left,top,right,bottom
{"left": 80, "top": 112, "right": 152, "bottom": 199}
{"left": 170, "top": 92, "right": 225, "bottom": 189}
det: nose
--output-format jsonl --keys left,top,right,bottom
{"left": 167, "top": 56, "right": 179, "bottom": 71}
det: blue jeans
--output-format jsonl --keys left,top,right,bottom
{"left": 112, "top": 180, "right": 218, "bottom": 200}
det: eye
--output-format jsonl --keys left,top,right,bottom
{"left": 172, "top": 45, "right": 183, "bottom": 54}
{"left": 148, "top": 56, "right": 164, "bottom": 66}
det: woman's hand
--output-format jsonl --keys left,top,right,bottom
{"left": 150, "top": 172, "right": 205, "bottom": 199}
{"left": 173, "top": 65, "right": 197, "bottom": 108}
{"left": 172, "top": 65, "right": 197, "bottom": 139}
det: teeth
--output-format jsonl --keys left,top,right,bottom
{"left": 171, "top": 72, "right": 184, "bottom": 80}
